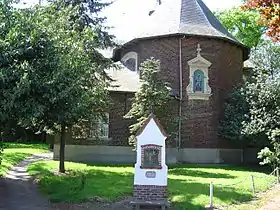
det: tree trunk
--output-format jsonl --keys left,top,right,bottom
{"left": 59, "top": 123, "right": 66, "bottom": 173}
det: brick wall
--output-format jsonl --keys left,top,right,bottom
{"left": 69, "top": 36, "right": 244, "bottom": 148}
{"left": 114, "top": 35, "right": 244, "bottom": 149}
{"left": 133, "top": 185, "right": 168, "bottom": 201}
{"left": 108, "top": 92, "right": 135, "bottom": 146}
{"left": 66, "top": 91, "right": 135, "bottom": 146}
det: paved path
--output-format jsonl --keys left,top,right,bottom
{"left": 0, "top": 153, "right": 53, "bottom": 210}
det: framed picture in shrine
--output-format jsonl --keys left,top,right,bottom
{"left": 140, "top": 144, "right": 162, "bottom": 169}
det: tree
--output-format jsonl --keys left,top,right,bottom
{"left": 124, "top": 58, "right": 175, "bottom": 148}
{"left": 258, "top": 129, "right": 280, "bottom": 170}
{"left": 219, "top": 87, "right": 251, "bottom": 147}
{"left": 243, "top": 0, "right": 280, "bottom": 42}
{"left": 216, "top": 7, "right": 266, "bottom": 47}
{"left": 0, "top": 0, "right": 114, "bottom": 172}
{"left": 59, "top": 0, "right": 116, "bottom": 48}
{"left": 219, "top": 40, "right": 280, "bottom": 148}
{"left": 249, "top": 40, "right": 280, "bottom": 78}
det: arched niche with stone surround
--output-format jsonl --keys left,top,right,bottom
{"left": 187, "top": 44, "right": 212, "bottom": 100}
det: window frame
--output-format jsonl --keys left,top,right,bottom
{"left": 140, "top": 144, "right": 162, "bottom": 169}
{"left": 89, "top": 113, "right": 110, "bottom": 140}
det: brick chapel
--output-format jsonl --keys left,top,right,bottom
{"left": 54, "top": 0, "right": 252, "bottom": 164}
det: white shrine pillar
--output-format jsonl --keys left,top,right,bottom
{"left": 133, "top": 114, "right": 168, "bottom": 202}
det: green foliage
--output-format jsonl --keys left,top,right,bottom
{"left": 0, "top": 0, "right": 113, "bottom": 133}
{"left": 0, "top": 0, "right": 114, "bottom": 171}
{"left": 216, "top": 7, "right": 266, "bottom": 47}
{"left": 258, "top": 147, "right": 277, "bottom": 168}
{"left": 219, "top": 40, "right": 280, "bottom": 149}
{"left": 242, "top": 79, "right": 280, "bottom": 139}
{"left": 219, "top": 87, "right": 250, "bottom": 147}
{"left": 250, "top": 41, "right": 280, "bottom": 78}
{"left": 0, "top": 141, "right": 3, "bottom": 164}
{"left": 124, "top": 58, "right": 175, "bottom": 147}
{"left": 258, "top": 129, "right": 280, "bottom": 169}
{"left": 59, "top": 0, "right": 116, "bottom": 48}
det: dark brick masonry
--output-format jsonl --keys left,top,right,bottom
{"left": 67, "top": 35, "right": 245, "bottom": 150}
{"left": 110, "top": 36, "right": 244, "bottom": 149}
{"left": 133, "top": 185, "right": 168, "bottom": 201}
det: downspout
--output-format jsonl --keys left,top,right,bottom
{"left": 178, "top": 36, "right": 185, "bottom": 151}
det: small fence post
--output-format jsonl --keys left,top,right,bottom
{"left": 251, "top": 175, "right": 256, "bottom": 197}
{"left": 277, "top": 167, "right": 279, "bottom": 184}
{"left": 209, "top": 182, "right": 213, "bottom": 208}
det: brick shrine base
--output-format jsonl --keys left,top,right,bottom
{"left": 133, "top": 185, "right": 168, "bottom": 201}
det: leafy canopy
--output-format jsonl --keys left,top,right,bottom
{"left": 243, "top": 0, "right": 280, "bottom": 42}
{"left": 219, "top": 40, "right": 280, "bottom": 148}
{"left": 216, "top": 7, "right": 266, "bottom": 47}
{"left": 0, "top": 0, "right": 113, "bottom": 132}
{"left": 0, "top": 0, "right": 114, "bottom": 171}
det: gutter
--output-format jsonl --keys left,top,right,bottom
{"left": 178, "top": 35, "right": 185, "bottom": 151}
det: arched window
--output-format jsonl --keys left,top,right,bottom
{"left": 193, "top": 70, "right": 205, "bottom": 92}
{"left": 121, "top": 51, "right": 138, "bottom": 72}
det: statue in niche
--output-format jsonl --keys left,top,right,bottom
{"left": 193, "top": 70, "right": 204, "bottom": 92}
{"left": 143, "top": 147, "right": 160, "bottom": 167}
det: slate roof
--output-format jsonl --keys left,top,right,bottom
{"left": 135, "top": 0, "right": 241, "bottom": 45}
{"left": 106, "top": 62, "right": 141, "bottom": 92}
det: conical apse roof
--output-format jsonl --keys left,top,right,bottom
{"left": 132, "top": 0, "right": 245, "bottom": 47}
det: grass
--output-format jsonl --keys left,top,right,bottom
{"left": 28, "top": 161, "right": 277, "bottom": 210}
{"left": 0, "top": 143, "right": 49, "bottom": 177}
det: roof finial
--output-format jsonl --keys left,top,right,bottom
{"left": 197, "top": 43, "right": 202, "bottom": 56}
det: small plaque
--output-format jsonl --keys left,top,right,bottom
{"left": 145, "top": 171, "right": 156, "bottom": 178}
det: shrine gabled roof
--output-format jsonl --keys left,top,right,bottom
{"left": 136, "top": 114, "right": 168, "bottom": 138}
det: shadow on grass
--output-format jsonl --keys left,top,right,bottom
{"left": 28, "top": 162, "right": 134, "bottom": 203}
{"left": 3, "top": 143, "right": 49, "bottom": 150}
{"left": 169, "top": 168, "right": 237, "bottom": 179}
{"left": 28, "top": 162, "right": 254, "bottom": 210}
{"left": 169, "top": 177, "right": 253, "bottom": 210}
{"left": 83, "top": 162, "right": 271, "bottom": 175}
{"left": 169, "top": 164, "right": 274, "bottom": 175}
{"left": 0, "top": 153, "right": 30, "bottom": 176}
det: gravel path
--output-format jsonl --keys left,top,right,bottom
{"left": 0, "top": 153, "right": 53, "bottom": 210}
{"left": 259, "top": 187, "right": 280, "bottom": 210}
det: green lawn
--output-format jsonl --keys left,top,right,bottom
{"left": 0, "top": 143, "right": 49, "bottom": 177}
{"left": 28, "top": 161, "right": 277, "bottom": 210}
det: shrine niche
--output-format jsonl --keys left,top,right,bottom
{"left": 141, "top": 144, "right": 162, "bottom": 169}
{"left": 187, "top": 44, "right": 212, "bottom": 100}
